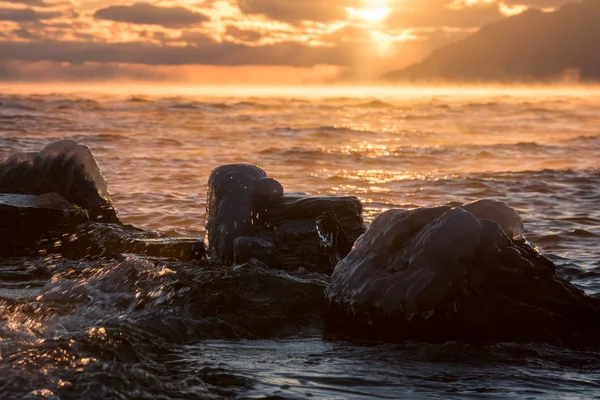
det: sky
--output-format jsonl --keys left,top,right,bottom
{"left": 0, "top": 0, "right": 575, "bottom": 84}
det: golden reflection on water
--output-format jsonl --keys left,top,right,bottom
{"left": 332, "top": 169, "right": 435, "bottom": 184}
{"left": 87, "top": 327, "right": 108, "bottom": 341}
{"left": 324, "top": 143, "right": 391, "bottom": 158}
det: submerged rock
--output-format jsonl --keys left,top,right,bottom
{"left": 325, "top": 200, "right": 600, "bottom": 347}
{"left": 205, "top": 164, "right": 364, "bottom": 271}
{"left": 169, "top": 259, "right": 329, "bottom": 339}
{"left": 0, "top": 140, "right": 119, "bottom": 223}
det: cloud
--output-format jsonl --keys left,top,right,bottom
{"left": 225, "top": 25, "right": 264, "bottom": 43}
{"left": 3, "top": 0, "right": 54, "bottom": 7}
{"left": 0, "top": 0, "right": 580, "bottom": 83}
{"left": 0, "top": 38, "right": 360, "bottom": 66}
{"left": 503, "top": 0, "right": 570, "bottom": 7}
{"left": 94, "top": 2, "right": 209, "bottom": 28}
{"left": 0, "top": 60, "right": 344, "bottom": 84}
{"left": 237, "top": 0, "right": 358, "bottom": 23}
{"left": 0, "top": 7, "right": 61, "bottom": 22}
{"left": 0, "top": 60, "right": 168, "bottom": 81}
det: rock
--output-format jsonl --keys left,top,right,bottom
{"left": 233, "top": 237, "right": 276, "bottom": 265}
{"left": 0, "top": 140, "right": 119, "bottom": 223}
{"left": 316, "top": 211, "right": 353, "bottom": 274}
{"left": 169, "top": 259, "right": 329, "bottom": 339}
{"left": 325, "top": 200, "right": 600, "bottom": 347}
{"left": 131, "top": 238, "right": 206, "bottom": 260}
{"left": 0, "top": 193, "right": 89, "bottom": 256}
{"left": 0, "top": 141, "right": 206, "bottom": 261}
{"left": 262, "top": 194, "right": 364, "bottom": 272}
{"left": 205, "top": 164, "right": 281, "bottom": 264}
{"left": 0, "top": 152, "right": 37, "bottom": 194}
{"left": 64, "top": 222, "right": 205, "bottom": 261}
{"left": 461, "top": 199, "right": 524, "bottom": 239}
{"left": 205, "top": 164, "right": 365, "bottom": 271}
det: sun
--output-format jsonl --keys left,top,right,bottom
{"left": 346, "top": 0, "right": 391, "bottom": 24}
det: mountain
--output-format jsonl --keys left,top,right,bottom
{"left": 383, "top": 0, "right": 600, "bottom": 83}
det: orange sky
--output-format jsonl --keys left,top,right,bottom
{"left": 0, "top": 0, "right": 572, "bottom": 83}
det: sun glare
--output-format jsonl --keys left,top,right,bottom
{"left": 346, "top": 7, "right": 391, "bottom": 23}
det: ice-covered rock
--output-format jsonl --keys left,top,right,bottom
{"left": 0, "top": 152, "right": 37, "bottom": 194}
{"left": 205, "top": 164, "right": 280, "bottom": 264}
{"left": 462, "top": 199, "right": 524, "bottom": 239}
{"left": 233, "top": 237, "right": 276, "bottom": 265}
{"left": 0, "top": 140, "right": 119, "bottom": 223}
{"left": 326, "top": 200, "right": 600, "bottom": 346}
{"left": 205, "top": 164, "right": 364, "bottom": 270}
{"left": 64, "top": 222, "right": 205, "bottom": 260}
{"left": 316, "top": 211, "right": 352, "bottom": 273}
{"left": 0, "top": 141, "right": 208, "bottom": 260}
{"left": 0, "top": 193, "right": 89, "bottom": 256}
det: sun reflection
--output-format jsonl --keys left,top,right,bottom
{"left": 332, "top": 169, "right": 434, "bottom": 184}
{"left": 87, "top": 326, "right": 108, "bottom": 341}
{"left": 323, "top": 142, "right": 392, "bottom": 158}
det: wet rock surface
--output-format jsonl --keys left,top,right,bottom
{"left": 205, "top": 164, "right": 365, "bottom": 271}
{"left": 325, "top": 200, "right": 600, "bottom": 347}
{"left": 0, "top": 142, "right": 205, "bottom": 261}
{"left": 0, "top": 140, "right": 119, "bottom": 223}
{"left": 1, "top": 144, "right": 599, "bottom": 348}
{"left": 0, "top": 193, "right": 89, "bottom": 256}
{"left": 64, "top": 223, "right": 206, "bottom": 261}
{"left": 167, "top": 259, "right": 329, "bottom": 339}
{"left": 0, "top": 193, "right": 205, "bottom": 261}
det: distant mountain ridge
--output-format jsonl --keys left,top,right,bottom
{"left": 383, "top": 0, "right": 600, "bottom": 83}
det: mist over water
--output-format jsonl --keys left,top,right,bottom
{"left": 0, "top": 87, "right": 599, "bottom": 399}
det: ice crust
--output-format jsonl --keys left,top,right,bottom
{"left": 327, "top": 199, "right": 525, "bottom": 316}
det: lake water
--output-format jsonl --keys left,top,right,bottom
{"left": 0, "top": 86, "right": 599, "bottom": 399}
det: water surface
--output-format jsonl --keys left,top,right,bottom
{"left": 0, "top": 87, "right": 599, "bottom": 399}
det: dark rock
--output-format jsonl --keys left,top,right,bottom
{"left": 0, "top": 193, "right": 89, "bottom": 256}
{"left": 325, "top": 200, "right": 600, "bottom": 347}
{"left": 233, "top": 237, "right": 276, "bottom": 265}
{"left": 0, "top": 152, "right": 37, "bottom": 194}
{"left": 0, "top": 141, "right": 206, "bottom": 261}
{"left": 260, "top": 195, "right": 364, "bottom": 272}
{"left": 205, "top": 164, "right": 364, "bottom": 271}
{"left": 316, "top": 211, "right": 353, "bottom": 274}
{"left": 205, "top": 164, "right": 277, "bottom": 264}
{"left": 0, "top": 140, "right": 119, "bottom": 223}
{"left": 131, "top": 238, "right": 206, "bottom": 260}
{"left": 169, "top": 259, "right": 329, "bottom": 339}
{"left": 261, "top": 193, "right": 363, "bottom": 231}
{"left": 64, "top": 222, "right": 205, "bottom": 261}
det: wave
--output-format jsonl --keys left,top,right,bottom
{"left": 232, "top": 101, "right": 283, "bottom": 110}
{"left": 567, "top": 229, "right": 599, "bottom": 238}
{"left": 167, "top": 101, "right": 231, "bottom": 111}
{"left": 127, "top": 96, "right": 151, "bottom": 103}
{"left": 353, "top": 100, "right": 394, "bottom": 108}
{"left": 564, "top": 135, "right": 600, "bottom": 144}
